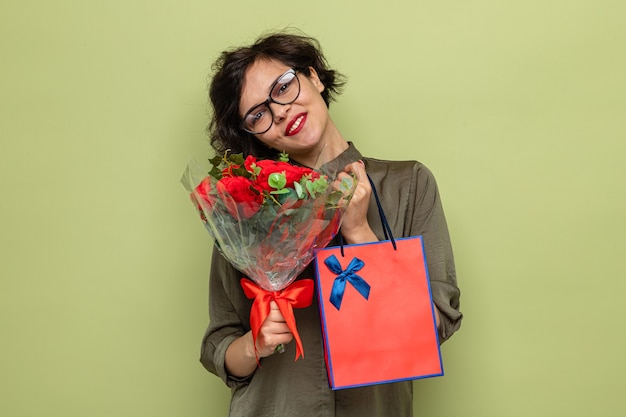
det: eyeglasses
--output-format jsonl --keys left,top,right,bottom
{"left": 241, "top": 69, "right": 301, "bottom": 134}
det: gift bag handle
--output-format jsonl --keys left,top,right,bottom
{"left": 340, "top": 174, "right": 396, "bottom": 256}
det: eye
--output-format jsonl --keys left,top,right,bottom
{"left": 247, "top": 106, "right": 268, "bottom": 126}
{"left": 251, "top": 110, "right": 265, "bottom": 124}
{"left": 273, "top": 80, "right": 293, "bottom": 97}
{"left": 272, "top": 72, "right": 297, "bottom": 99}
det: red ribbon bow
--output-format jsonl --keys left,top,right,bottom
{"left": 240, "top": 278, "right": 314, "bottom": 362}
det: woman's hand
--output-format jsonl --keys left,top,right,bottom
{"left": 225, "top": 301, "right": 293, "bottom": 377}
{"left": 255, "top": 301, "right": 294, "bottom": 358}
{"left": 336, "top": 161, "right": 378, "bottom": 244}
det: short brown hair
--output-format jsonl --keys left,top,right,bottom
{"left": 207, "top": 31, "right": 346, "bottom": 159}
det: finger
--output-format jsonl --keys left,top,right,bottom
{"left": 331, "top": 174, "right": 356, "bottom": 203}
{"left": 261, "top": 323, "right": 291, "bottom": 337}
{"left": 265, "top": 301, "right": 288, "bottom": 324}
{"left": 344, "top": 160, "right": 366, "bottom": 179}
{"left": 272, "top": 332, "right": 294, "bottom": 345}
{"left": 257, "top": 327, "right": 293, "bottom": 353}
{"left": 345, "top": 165, "right": 371, "bottom": 196}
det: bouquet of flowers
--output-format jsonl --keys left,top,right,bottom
{"left": 181, "top": 151, "right": 355, "bottom": 360}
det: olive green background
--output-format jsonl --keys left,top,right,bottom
{"left": 1, "top": 1, "right": 624, "bottom": 416}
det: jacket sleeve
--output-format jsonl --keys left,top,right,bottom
{"left": 408, "top": 162, "right": 462, "bottom": 343}
{"left": 199, "top": 245, "right": 253, "bottom": 387}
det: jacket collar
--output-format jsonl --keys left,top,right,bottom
{"left": 318, "top": 142, "right": 363, "bottom": 177}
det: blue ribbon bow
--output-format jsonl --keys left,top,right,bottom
{"left": 324, "top": 255, "right": 371, "bottom": 310}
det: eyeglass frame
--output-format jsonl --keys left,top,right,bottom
{"left": 240, "top": 68, "right": 301, "bottom": 135}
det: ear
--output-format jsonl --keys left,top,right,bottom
{"left": 307, "top": 67, "right": 325, "bottom": 93}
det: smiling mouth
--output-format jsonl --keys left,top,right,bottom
{"left": 286, "top": 113, "right": 306, "bottom": 136}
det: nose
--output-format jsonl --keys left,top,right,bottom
{"left": 270, "top": 102, "right": 290, "bottom": 123}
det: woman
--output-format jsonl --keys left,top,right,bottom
{"left": 200, "top": 31, "right": 462, "bottom": 416}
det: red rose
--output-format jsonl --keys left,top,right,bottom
{"left": 191, "top": 177, "right": 217, "bottom": 222}
{"left": 217, "top": 176, "right": 264, "bottom": 219}
{"left": 244, "top": 155, "right": 258, "bottom": 170}
{"left": 254, "top": 160, "right": 318, "bottom": 191}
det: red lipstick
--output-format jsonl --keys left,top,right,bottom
{"left": 285, "top": 113, "right": 307, "bottom": 136}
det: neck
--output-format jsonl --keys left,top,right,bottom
{"left": 291, "top": 120, "right": 348, "bottom": 169}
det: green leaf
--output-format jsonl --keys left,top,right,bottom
{"left": 294, "top": 181, "right": 305, "bottom": 199}
{"left": 339, "top": 175, "right": 355, "bottom": 193}
{"left": 268, "top": 172, "right": 287, "bottom": 190}
{"left": 209, "top": 166, "right": 222, "bottom": 180}
{"left": 229, "top": 153, "right": 245, "bottom": 166}
{"left": 277, "top": 188, "right": 298, "bottom": 203}
{"left": 270, "top": 188, "right": 290, "bottom": 195}
{"left": 278, "top": 151, "right": 290, "bottom": 162}
{"left": 326, "top": 190, "right": 345, "bottom": 206}
{"left": 311, "top": 177, "right": 329, "bottom": 193}
{"left": 209, "top": 155, "right": 222, "bottom": 167}
{"left": 305, "top": 180, "right": 315, "bottom": 197}
{"left": 232, "top": 166, "right": 252, "bottom": 178}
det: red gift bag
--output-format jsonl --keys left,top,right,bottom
{"left": 313, "top": 236, "right": 443, "bottom": 390}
